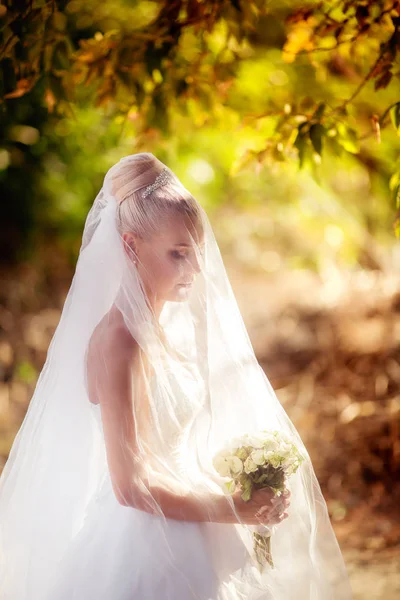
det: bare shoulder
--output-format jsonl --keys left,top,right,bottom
{"left": 86, "top": 307, "right": 139, "bottom": 405}
{"left": 89, "top": 307, "right": 138, "bottom": 363}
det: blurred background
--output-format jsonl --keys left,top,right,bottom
{"left": 0, "top": 1, "right": 399, "bottom": 597}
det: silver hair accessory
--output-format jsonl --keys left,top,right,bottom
{"left": 142, "top": 167, "right": 170, "bottom": 198}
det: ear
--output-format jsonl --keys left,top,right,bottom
{"left": 122, "top": 232, "right": 138, "bottom": 261}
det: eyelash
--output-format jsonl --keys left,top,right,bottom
{"left": 171, "top": 247, "right": 205, "bottom": 261}
{"left": 171, "top": 251, "right": 186, "bottom": 260}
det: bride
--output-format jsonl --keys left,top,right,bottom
{"left": 0, "top": 153, "right": 352, "bottom": 599}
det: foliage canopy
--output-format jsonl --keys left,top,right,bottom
{"left": 1, "top": 0, "right": 400, "bottom": 261}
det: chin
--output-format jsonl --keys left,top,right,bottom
{"left": 168, "top": 287, "right": 192, "bottom": 302}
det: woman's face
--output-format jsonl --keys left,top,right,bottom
{"left": 124, "top": 213, "right": 204, "bottom": 304}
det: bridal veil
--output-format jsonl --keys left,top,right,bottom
{"left": 0, "top": 153, "right": 352, "bottom": 599}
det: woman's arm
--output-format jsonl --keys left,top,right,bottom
{"left": 139, "top": 468, "right": 238, "bottom": 523}
{"left": 86, "top": 320, "right": 232, "bottom": 521}
{"left": 139, "top": 469, "right": 289, "bottom": 526}
{"left": 87, "top": 322, "right": 145, "bottom": 507}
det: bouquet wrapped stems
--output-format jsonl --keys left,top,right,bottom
{"left": 212, "top": 430, "right": 304, "bottom": 571}
{"left": 252, "top": 522, "right": 274, "bottom": 569}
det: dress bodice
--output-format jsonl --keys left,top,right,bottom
{"left": 150, "top": 354, "right": 205, "bottom": 441}
{"left": 91, "top": 352, "right": 205, "bottom": 474}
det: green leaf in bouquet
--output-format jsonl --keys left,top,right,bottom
{"left": 238, "top": 472, "right": 250, "bottom": 486}
{"left": 223, "top": 480, "right": 236, "bottom": 495}
{"left": 253, "top": 473, "right": 271, "bottom": 485}
{"left": 235, "top": 446, "right": 250, "bottom": 460}
{"left": 258, "top": 464, "right": 285, "bottom": 489}
{"left": 240, "top": 477, "right": 253, "bottom": 502}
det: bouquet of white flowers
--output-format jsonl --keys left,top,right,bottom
{"left": 212, "top": 429, "right": 304, "bottom": 570}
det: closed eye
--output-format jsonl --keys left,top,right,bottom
{"left": 171, "top": 250, "right": 186, "bottom": 260}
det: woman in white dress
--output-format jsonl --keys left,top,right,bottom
{"left": 0, "top": 153, "right": 352, "bottom": 599}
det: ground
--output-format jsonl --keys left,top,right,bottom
{"left": 344, "top": 549, "right": 400, "bottom": 599}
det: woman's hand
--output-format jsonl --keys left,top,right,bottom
{"left": 230, "top": 487, "right": 291, "bottom": 526}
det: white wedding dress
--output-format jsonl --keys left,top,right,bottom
{"left": 0, "top": 153, "right": 353, "bottom": 600}
{"left": 44, "top": 353, "right": 249, "bottom": 600}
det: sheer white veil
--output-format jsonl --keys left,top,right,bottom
{"left": 0, "top": 153, "right": 352, "bottom": 599}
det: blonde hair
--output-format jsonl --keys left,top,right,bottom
{"left": 112, "top": 153, "right": 202, "bottom": 240}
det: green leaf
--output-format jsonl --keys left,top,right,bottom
{"left": 294, "top": 129, "right": 307, "bottom": 168}
{"left": 375, "top": 71, "right": 392, "bottom": 91}
{"left": 389, "top": 172, "right": 400, "bottom": 192}
{"left": 253, "top": 473, "right": 271, "bottom": 484}
{"left": 236, "top": 446, "right": 250, "bottom": 460}
{"left": 48, "top": 73, "right": 66, "bottom": 101}
{"left": 53, "top": 41, "right": 70, "bottom": 72}
{"left": 51, "top": 11, "right": 67, "bottom": 32}
{"left": 390, "top": 103, "right": 400, "bottom": 132}
{"left": 312, "top": 103, "right": 326, "bottom": 121}
{"left": 16, "top": 360, "right": 37, "bottom": 384}
{"left": 309, "top": 123, "right": 325, "bottom": 155}
{"left": 395, "top": 184, "right": 400, "bottom": 210}
{"left": 240, "top": 477, "right": 253, "bottom": 502}
{"left": 394, "top": 215, "right": 400, "bottom": 239}
{"left": 223, "top": 480, "right": 236, "bottom": 494}
{"left": 337, "top": 124, "right": 359, "bottom": 154}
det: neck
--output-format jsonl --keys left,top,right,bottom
{"left": 146, "top": 293, "right": 165, "bottom": 321}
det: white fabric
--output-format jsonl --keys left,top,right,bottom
{"left": 44, "top": 354, "right": 247, "bottom": 600}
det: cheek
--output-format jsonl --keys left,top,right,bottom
{"left": 150, "top": 255, "right": 181, "bottom": 288}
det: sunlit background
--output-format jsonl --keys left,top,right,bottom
{"left": 1, "top": 1, "right": 400, "bottom": 597}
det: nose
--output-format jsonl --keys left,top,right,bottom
{"left": 190, "top": 247, "right": 203, "bottom": 275}
{"left": 182, "top": 259, "right": 199, "bottom": 281}
{"left": 181, "top": 246, "right": 202, "bottom": 278}
{"left": 190, "top": 253, "right": 201, "bottom": 275}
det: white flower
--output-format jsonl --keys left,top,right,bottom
{"left": 244, "top": 455, "right": 259, "bottom": 474}
{"left": 228, "top": 456, "right": 244, "bottom": 477}
{"left": 213, "top": 453, "right": 243, "bottom": 478}
{"left": 264, "top": 449, "right": 276, "bottom": 461}
{"left": 246, "top": 435, "right": 265, "bottom": 449}
{"left": 261, "top": 449, "right": 282, "bottom": 468}
{"left": 251, "top": 449, "right": 266, "bottom": 466}
{"left": 228, "top": 437, "right": 244, "bottom": 452}
{"left": 262, "top": 436, "right": 279, "bottom": 452}
{"left": 212, "top": 454, "right": 232, "bottom": 477}
{"left": 278, "top": 442, "right": 292, "bottom": 455}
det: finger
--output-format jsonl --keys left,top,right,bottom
{"left": 272, "top": 495, "right": 290, "bottom": 509}
{"left": 274, "top": 512, "right": 289, "bottom": 523}
{"left": 254, "top": 504, "right": 270, "bottom": 518}
{"left": 262, "top": 511, "right": 288, "bottom": 526}
{"left": 269, "top": 503, "right": 288, "bottom": 519}
{"left": 270, "top": 497, "right": 286, "bottom": 509}
{"left": 253, "top": 496, "right": 274, "bottom": 510}
{"left": 255, "top": 503, "right": 283, "bottom": 524}
{"left": 255, "top": 496, "right": 288, "bottom": 517}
